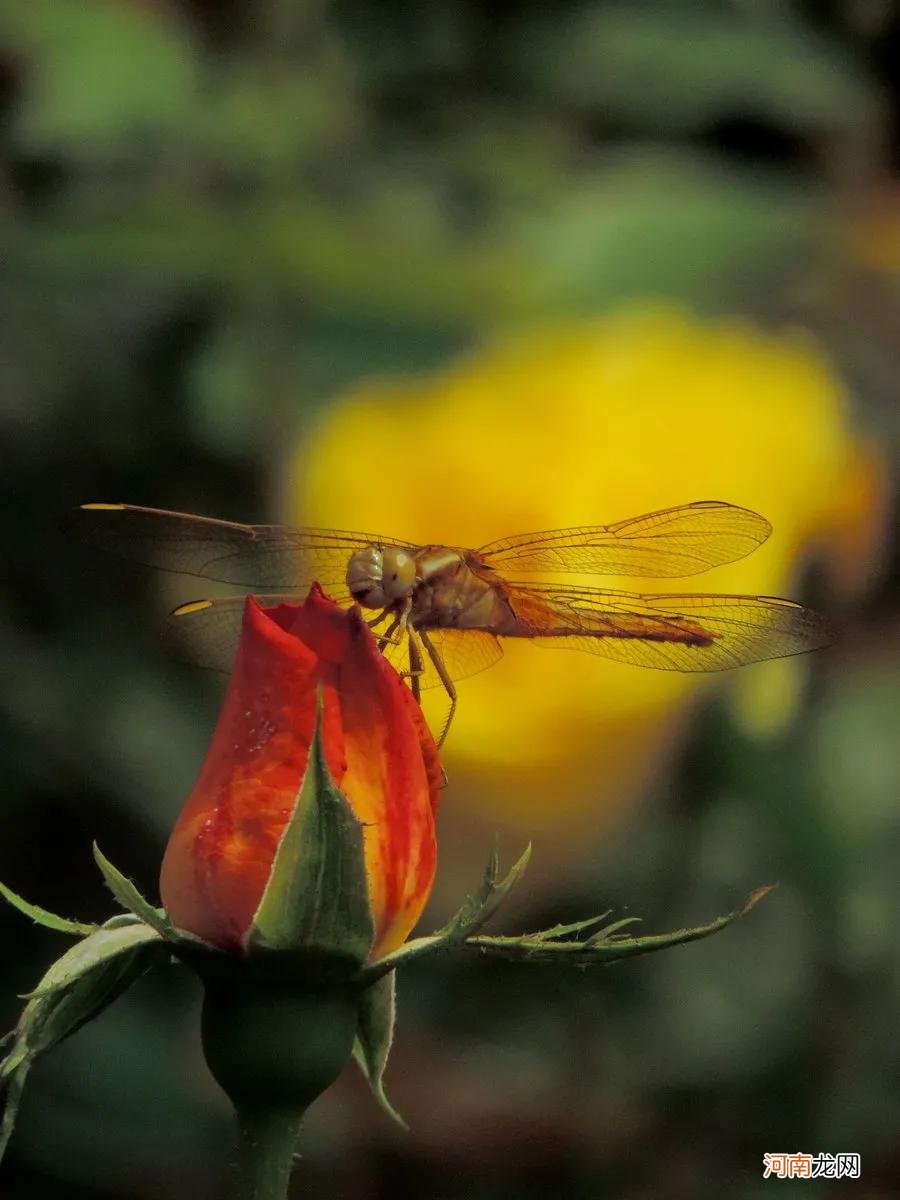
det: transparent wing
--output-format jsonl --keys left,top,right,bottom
{"left": 75, "top": 503, "right": 413, "bottom": 588}
{"left": 161, "top": 594, "right": 504, "bottom": 687}
{"left": 161, "top": 593, "right": 329, "bottom": 672}
{"left": 380, "top": 627, "right": 504, "bottom": 690}
{"left": 382, "top": 627, "right": 504, "bottom": 745}
{"left": 477, "top": 501, "right": 771, "bottom": 578}
{"left": 504, "top": 583, "right": 833, "bottom": 672}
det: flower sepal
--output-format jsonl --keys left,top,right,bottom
{"left": 0, "top": 883, "right": 169, "bottom": 1162}
{"left": 353, "top": 972, "right": 405, "bottom": 1128}
{"left": 241, "top": 693, "right": 375, "bottom": 966}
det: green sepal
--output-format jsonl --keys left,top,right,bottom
{"left": 435, "top": 841, "right": 532, "bottom": 941}
{"left": 353, "top": 973, "right": 407, "bottom": 1129}
{"left": 360, "top": 843, "right": 531, "bottom": 985}
{"left": 0, "top": 921, "right": 167, "bottom": 1162}
{"left": 0, "top": 880, "right": 96, "bottom": 937}
{"left": 246, "top": 692, "right": 375, "bottom": 963}
{"left": 16, "top": 921, "right": 163, "bottom": 999}
{"left": 466, "top": 885, "right": 776, "bottom": 966}
{"left": 92, "top": 843, "right": 173, "bottom": 939}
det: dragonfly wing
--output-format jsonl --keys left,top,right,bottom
{"left": 76, "top": 503, "right": 413, "bottom": 588}
{"left": 425, "top": 627, "right": 505, "bottom": 684}
{"left": 162, "top": 594, "right": 504, "bottom": 685}
{"left": 381, "top": 627, "right": 504, "bottom": 690}
{"left": 477, "top": 501, "right": 771, "bottom": 577}
{"left": 161, "top": 591, "right": 354, "bottom": 672}
{"left": 505, "top": 583, "right": 832, "bottom": 672}
{"left": 381, "top": 627, "right": 504, "bottom": 745}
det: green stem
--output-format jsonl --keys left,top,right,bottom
{"left": 231, "top": 1105, "right": 304, "bottom": 1200}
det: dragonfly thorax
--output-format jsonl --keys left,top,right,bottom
{"left": 346, "top": 545, "right": 416, "bottom": 609}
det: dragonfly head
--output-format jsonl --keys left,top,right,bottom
{"left": 346, "top": 545, "right": 416, "bottom": 609}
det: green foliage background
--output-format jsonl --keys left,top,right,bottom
{"left": 1, "top": 2, "right": 898, "bottom": 1197}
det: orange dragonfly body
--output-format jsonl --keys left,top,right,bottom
{"left": 78, "top": 501, "right": 832, "bottom": 744}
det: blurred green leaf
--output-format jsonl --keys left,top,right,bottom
{"left": 11, "top": 198, "right": 540, "bottom": 328}
{"left": 192, "top": 62, "right": 358, "bottom": 180}
{"left": 2, "top": 0, "right": 199, "bottom": 156}
{"left": 515, "top": 149, "right": 819, "bottom": 311}
{"left": 514, "top": 2, "right": 878, "bottom": 142}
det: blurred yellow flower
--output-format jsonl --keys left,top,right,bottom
{"left": 286, "top": 308, "right": 887, "bottom": 831}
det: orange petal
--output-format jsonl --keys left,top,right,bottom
{"left": 337, "top": 608, "right": 438, "bottom": 958}
{"left": 160, "top": 597, "right": 326, "bottom": 948}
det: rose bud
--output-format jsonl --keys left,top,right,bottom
{"left": 159, "top": 585, "right": 441, "bottom": 964}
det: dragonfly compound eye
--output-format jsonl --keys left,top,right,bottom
{"left": 381, "top": 548, "right": 416, "bottom": 602}
{"left": 346, "top": 546, "right": 387, "bottom": 608}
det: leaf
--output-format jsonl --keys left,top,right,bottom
{"left": 513, "top": 5, "right": 876, "bottom": 138}
{"left": 353, "top": 973, "right": 407, "bottom": 1129}
{"left": 247, "top": 692, "right": 375, "bottom": 963}
{"left": 0, "top": 922, "right": 166, "bottom": 1162}
{"left": 514, "top": 150, "right": 818, "bottom": 314}
{"left": 2, "top": 0, "right": 199, "bottom": 156}
{"left": 92, "top": 844, "right": 172, "bottom": 939}
{"left": 465, "top": 887, "right": 776, "bottom": 966}
{"left": 0, "top": 881, "right": 96, "bottom": 936}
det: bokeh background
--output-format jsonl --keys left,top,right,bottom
{"left": 2, "top": 1, "right": 899, "bottom": 1197}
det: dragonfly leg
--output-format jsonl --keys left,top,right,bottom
{"left": 419, "top": 628, "right": 457, "bottom": 749}
{"left": 367, "top": 609, "right": 392, "bottom": 631}
{"left": 376, "top": 614, "right": 402, "bottom": 650}
{"left": 374, "top": 598, "right": 413, "bottom": 648}
{"left": 406, "top": 627, "right": 424, "bottom": 705}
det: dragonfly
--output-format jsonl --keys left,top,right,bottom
{"left": 77, "top": 500, "right": 832, "bottom": 745}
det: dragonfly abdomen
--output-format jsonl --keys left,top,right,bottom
{"left": 504, "top": 591, "right": 718, "bottom": 647}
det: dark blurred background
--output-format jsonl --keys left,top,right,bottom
{"left": 2, "top": 2, "right": 899, "bottom": 1197}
